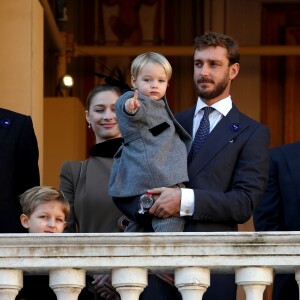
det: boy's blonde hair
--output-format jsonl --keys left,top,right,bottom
{"left": 19, "top": 186, "right": 70, "bottom": 217}
{"left": 131, "top": 52, "right": 172, "bottom": 80}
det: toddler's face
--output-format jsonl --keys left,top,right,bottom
{"left": 21, "top": 200, "right": 66, "bottom": 233}
{"left": 132, "top": 62, "right": 168, "bottom": 101}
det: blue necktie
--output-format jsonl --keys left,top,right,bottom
{"left": 189, "top": 107, "right": 215, "bottom": 161}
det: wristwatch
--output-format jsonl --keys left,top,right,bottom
{"left": 138, "top": 192, "right": 154, "bottom": 214}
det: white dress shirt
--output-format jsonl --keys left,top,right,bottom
{"left": 180, "top": 96, "right": 232, "bottom": 216}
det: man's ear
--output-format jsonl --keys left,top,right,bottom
{"left": 20, "top": 214, "right": 30, "bottom": 229}
{"left": 229, "top": 63, "right": 240, "bottom": 80}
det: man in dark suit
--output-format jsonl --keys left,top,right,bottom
{"left": 0, "top": 108, "right": 40, "bottom": 233}
{"left": 148, "top": 32, "right": 270, "bottom": 300}
{"left": 254, "top": 141, "right": 300, "bottom": 300}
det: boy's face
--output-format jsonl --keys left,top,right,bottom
{"left": 20, "top": 200, "right": 67, "bottom": 233}
{"left": 131, "top": 62, "right": 168, "bottom": 101}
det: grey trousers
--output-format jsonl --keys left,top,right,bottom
{"left": 125, "top": 216, "right": 185, "bottom": 232}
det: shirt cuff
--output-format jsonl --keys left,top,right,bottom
{"left": 180, "top": 188, "right": 194, "bottom": 216}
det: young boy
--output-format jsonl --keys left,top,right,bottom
{"left": 16, "top": 186, "right": 70, "bottom": 300}
{"left": 109, "top": 52, "right": 192, "bottom": 232}
{"left": 20, "top": 186, "right": 70, "bottom": 233}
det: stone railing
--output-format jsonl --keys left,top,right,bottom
{"left": 0, "top": 232, "right": 299, "bottom": 300}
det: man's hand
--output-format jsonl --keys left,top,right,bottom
{"left": 148, "top": 187, "right": 181, "bottom": 218}
{"left": 92, "top": 274, "right": 120, "bottom": 300}
{"left": 125, "top": 89, "right": 140, "bottom": 113}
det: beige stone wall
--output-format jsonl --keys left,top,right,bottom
{"left": 43, "top": 97, "right": 86, "bottom": 188}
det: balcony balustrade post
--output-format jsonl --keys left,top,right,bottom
{"left": 0, "top": 269, "right": 23, "bottom": 300}
{"left": 49, "top": 268, "right": 85, "bottom": 300}
{"left": 235, "top": 267, "right": 273, "bottom": 300}
{"left": 294, "top": 268, "right": 300, "bottom": 297}
{"left": 112, "top": 267, "right": 147, "bottom": 300}
{"left": 175, "top": 267, "right": 210, "bottom": 300}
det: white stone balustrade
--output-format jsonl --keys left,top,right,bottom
{"left": 1, "top": 232, "right": 300, "bottom": 299}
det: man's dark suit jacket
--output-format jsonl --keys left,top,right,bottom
{"left": 0, "top": 108, "right": 40, "bottom": 233}
{"left": 254, "top": 141, "right": 300, "bottom": 300}
{"left": 176, "top": 104, "right": 270, "bottom": 300}
{"left": 176, "top": 104, "right": 270, "bottom": 231}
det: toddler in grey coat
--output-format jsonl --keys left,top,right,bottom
{"left": 109, "top": 52, "right": 191, "bottom": 232}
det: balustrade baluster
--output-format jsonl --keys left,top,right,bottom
{"left": 235, "top": 267, "right": 273, "bottom": 300}
{"left": 175, "top": 267, "right": 210, "bottom": 300}
{"left": 49, "top": 268, "right": 85, "bottom": 300}
{"left": 294, "top": 269, "right": 300, "bottom": 298}
{"left": 0, "top": 269, "right": 23, "bottom": 300}
{"left": 112, "top": 267, "right": 147, "bottom": 300}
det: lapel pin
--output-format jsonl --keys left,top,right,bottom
{"left": 230, "top": 123, "right": 240, "bottom": 132}
{"left": 0, "top": 118, "right": 12, "bottom": 128}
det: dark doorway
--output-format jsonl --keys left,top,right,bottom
{"left": 261, "top": 3, "right": 300, "bottom": 147}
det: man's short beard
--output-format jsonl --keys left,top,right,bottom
{"left": 195, "top": 75, "right": 230, "bottom": 101}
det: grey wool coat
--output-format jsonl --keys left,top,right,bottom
{"left": 109, "top": 90, "right": 192, "bottom": 197}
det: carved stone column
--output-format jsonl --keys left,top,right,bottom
{"left": 235, "top": 267, "right": 273, "bottom": 300}
{"left": 175, "top": 267, "right": 210, "bottom": 300}
{"left": 112, "top": 267, "right": 147, "bottom": 300}
{"left": 49, "top": 268, "right": 85, "bottom": 300}
{"left": 0, "top": 269, "right": 23, "bottom": 300}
